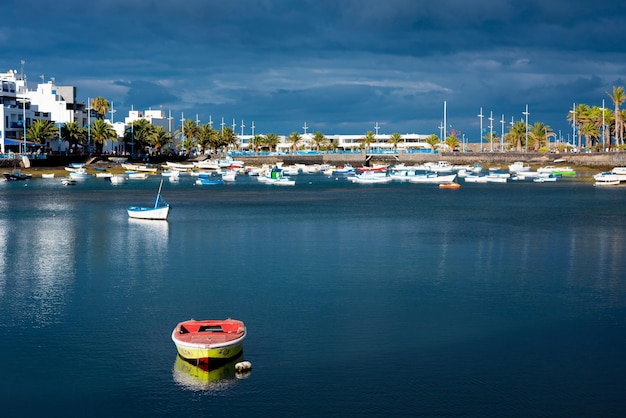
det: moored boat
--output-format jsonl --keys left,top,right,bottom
{"left": 171, "top": 318, "right": 247, "bottom": 363}
{"left": 538, "top": 165, "right": 576, "bottom": 177}
{"left": 195, "top": 178, "right": 224, "bottom": 186}
{"left": 349, "top": 172, "right": 392, "bottom": 184}
{"left": 593, "top": 172, "right": 621, "bottom": 187}
{"left": 408, "top": 173, "right": 457, "bottom": 184}
{"left": 127, "top": 179, "right": 170, "bottom": 220}
{"left": 508, "top": 161, "right": 531, "bottom": 173}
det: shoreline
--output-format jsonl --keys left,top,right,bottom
{"left": 3, "top": 151, "right": 625, "bottom": 176}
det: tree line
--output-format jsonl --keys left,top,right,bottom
{"left": 22, "top": 86, "right": 626, "bottom": 155}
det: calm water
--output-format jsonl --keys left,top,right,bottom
{"left": 1, "top": 173, "right": 626, "bottom": 417}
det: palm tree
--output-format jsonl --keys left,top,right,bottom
{"left": 287, "top": 132, "right": 302, "bottom": 154}
{"left": 151, "top": 126, "right": 172, "bottom": 154}
{"left": 528, "top": 122, "right": 555, "bottom": 151}
{"left": 197, "top": 124, "right": 218, "bottom": 154}
{"left": 265, "top": 133, "right": 280, "bottom": 152}
{"left": 91, "top": 97, "right": 110, "bottom": 119}
{"left": 388, "top": 132, "right": 402, "bottom": 152}
{"left": 90, "top": 119, "right": 118, "bottom": 153}
{"left": 125, "top": 119, "right": 155, "bottom": 154}
{"left": 176, "top": 119, "right": 199, "bottom": 153}
{"left": 359, "top": 131, "right": 376, "bottom": 152}
{"left": 483, "top": 131, "right": 498, "bottom": 151}
{"left": 252, "top": 134, "right": 265, "bottom": 155}
{"left": 63, "top": 121, "right": 87, "bottom": 154}
{"left": 312, "top": 131, "right": 327, "bottom": 152}
{"left": 608, "top": 86, "right": 625, "bottom": 146}
{"left": 220, "top": 126, "right": 238, "bottom": 153}
{"left": 589, "top": 105, "right": 611, "bottom": 150}
{"left": 27, "top": 119, "right": 57, "bottom": 146}
{"left": 444, "top": 133, "right": 460, "bottom": 151}
{"left": 507, "top": 121, "right": 527, "bottom": 151}
{"left": 579, "top": 123, "right": 600, "bottom": 150}
{"left": 423, "top": 134, "right": 440, "bottom": 153}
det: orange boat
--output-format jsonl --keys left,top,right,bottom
{"left": 439, "top": 182, "right": 461, "bottom": 189}
{"left": 171, "top": 318, "right": 246, "bottom": 363}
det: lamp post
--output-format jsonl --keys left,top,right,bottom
{"left": 488, "top": 111, "right": 494, "bottom": 152}
{"left": 443, "top": 101, "right": 447, "bottom": 144}
{"left": 87, "top": 97, "right": 92, "bottom": 154}
{"left": 522, "top": 104, "right": 529, "bottom": 152}
{"left": 601, "top": 99, "right": 606, "bottom": 151}
{"left": 478, "top": 107, "right": 484, "bottom": 152}
{"left": 571, "top": 103, "right": 576, "bottom": 150}
{"left": 17, "top": 98, "right": 29, "bottom": 154}
{"left": 500, "top": 114, "right": 505, "bottom": 152}
{"left": 56, "top": 122, "right": 63, "bottom": 153}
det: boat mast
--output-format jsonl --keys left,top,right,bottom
{"left": 155, "top": 179, "right": 164, "bottom": 208}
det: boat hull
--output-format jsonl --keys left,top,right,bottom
{"left": 127, "top": 205, "right": 170, "bottom": 220}
{"left": 172, "top": 319, "right": 247, "bottom": 363}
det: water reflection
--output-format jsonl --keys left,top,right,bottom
{"left": 0, "top": 215, "right": 76, "bottom": 328}
{"left": 172, "top": 353, "right": 250, "bottom": 392}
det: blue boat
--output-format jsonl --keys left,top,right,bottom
{"left": 195, "top": 178, "right": 224, "bottom": 186}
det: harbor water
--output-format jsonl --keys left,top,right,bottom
{"left": 1, "top": 173, "right": 626, "bottom": 417}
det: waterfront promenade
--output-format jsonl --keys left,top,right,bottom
{"left": 3, "top": 150, "right": 626, "bottom": 170}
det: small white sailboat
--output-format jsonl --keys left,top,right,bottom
{"left": 127, "top": 179, "right": 170, "bottom": 220}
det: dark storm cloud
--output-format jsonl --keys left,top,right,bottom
{"left": 1, "top": 0, "right": 626, "bottom": 136}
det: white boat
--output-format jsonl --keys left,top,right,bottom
{"left": 533, "top": 176, "right": 558, "bottom": 183}
{"left": 609, "top": 167, "right": 626, "bottom": 182}
{"left": 408, "top": 173, "right": 457, "bottom": 184}
{"left": 41, "top": 173, "right": 55, "bottom": 179}
{"left": 127, "top": 172, "right": 148, "bottom": 180}
{"left": 349, "top": 172, "right": 392, "bottom": 184}
{"left": 425, "top": 161, "right": 454, "bottom": 173}
{"left": 69, "top": 168, "right": 92, "bottom": 179}
{"left": 166, "top": 161, "right": 195, "bottom": 171}
{"left": 96, "top": 172, "right": 112, "bottom": 179}
{"left": 593, "top": 172, "right": 620, "bottom": 186}
{"left": 167, "top": 170, "right": 180, "bottom": 183}
{"left": 121, "top": 163, "right": 158, "bottom": 173}
{"left": 537, "top": 166, "right": 576, "bottom": 176}
{"left": 108, "top": 174, "right": 127, "bottom": 185}
{"left": 127, "top": 179, "right": 170, "bottom": 220}
{"left": 485, "top": 174, "right": 508, "bottom": 183}
{"left": 463, "top": 175, "right": 488, "bottom": 183}
{"left": 65, "top": 162, "right": 85, "bottom": 172}
{"left": 221, "top": 170, "right": 237, "bottom": 181}
{"left": 508, "top": 161, "right": 531, "bottom": 173}
{"left": 258, "top": 168, "right": 295, "bottom": 186}
{"left": 61, "top": 178, "right": 76, "bottom": 186}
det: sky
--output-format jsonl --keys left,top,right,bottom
{"left": 2, "top": 0, "right": 626, "bottom": 141}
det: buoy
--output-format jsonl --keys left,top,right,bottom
{"left": 235, "top": 360, "right": 252, "bottom": 372}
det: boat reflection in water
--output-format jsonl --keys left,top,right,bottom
{"left": 172, "top": 353, "right": 251, "bottom": 392}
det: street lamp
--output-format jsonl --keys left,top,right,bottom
{"left": 87, "top": 97, "right": 92, "bottom": 153}
{"left": 478, "top": 107, "right": 484, "bottom": 152}
{"left": 488, "top": 111, "right": 494, "bottom": 152}
{"left": 500, "top": 114, "right": 505, "bottom": 152}
{"left": 17, "top": 97, "right": 29, "bottom": 154}
{"left": 601, "top": 99, "right": 606, "bottom": 151}
{"left": 570, "top": 103, "right": 576, "bottom": 150}
{"left": 522, "top": 104, "right": 529, "bottom": 152}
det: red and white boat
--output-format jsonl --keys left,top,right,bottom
{"left": 171, "top": 318, "right": 247, "bottom": 363}
{"left": 357, "top": 164, "right": 387, "bottom": 173}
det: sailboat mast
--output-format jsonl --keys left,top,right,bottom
{"left": 155, "top": 179, "right": 164, "bottom": 208}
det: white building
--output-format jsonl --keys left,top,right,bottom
{"left": 0, "top": 69, "right": 89, "bottom": 154}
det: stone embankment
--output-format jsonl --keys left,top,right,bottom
{"left": 238, "top": 151, "right": 626, "bottom": 170}
{"left": 4, "top": 151, "right": 626, "bottom": 170}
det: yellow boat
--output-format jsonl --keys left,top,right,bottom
{"left": 171, "top": 318, "right": 246, "bottom": 363}
{"left": 172, "top": 353, "right": 247, "bottom": 391}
